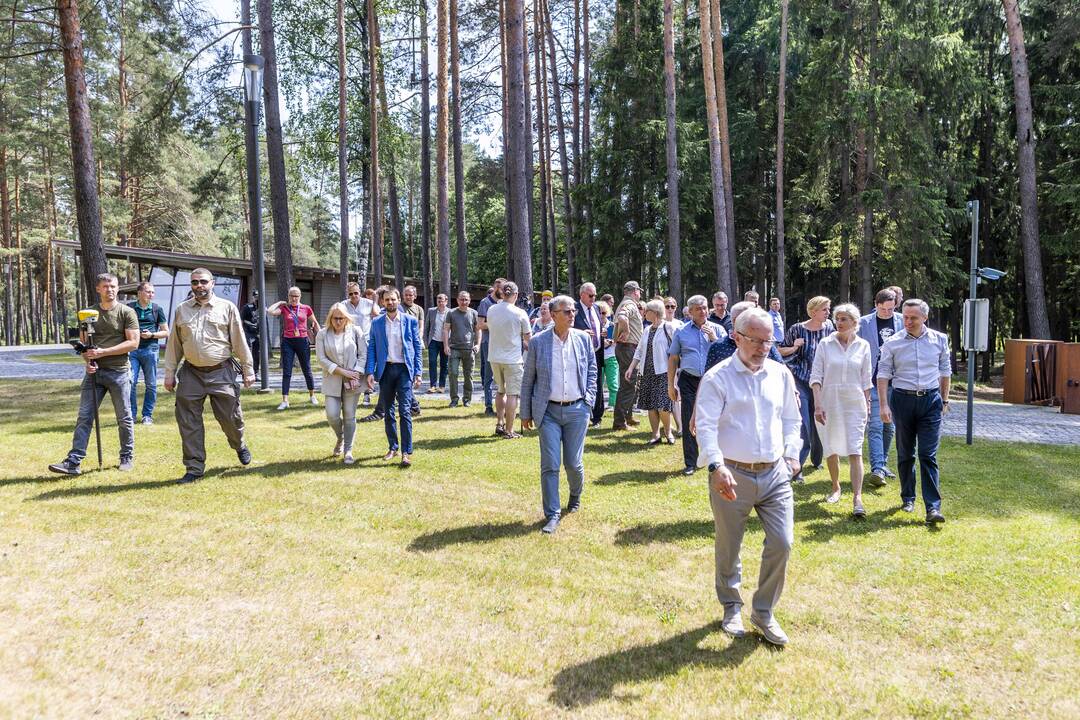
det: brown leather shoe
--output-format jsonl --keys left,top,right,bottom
{"left": 383, "top": 450, "right": 399, "bottom": 461}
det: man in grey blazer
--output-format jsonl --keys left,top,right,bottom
{"left": 857, "top": 287, "right": 904, "bottom": 486}
{"left": 521, "top": 294, "right": 598, "bottom": 534}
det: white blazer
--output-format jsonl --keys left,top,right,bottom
{"left": 633, "top": 321, "right": 676, "bottom": 375}
{"left": 316, "top": 325, "right": 369, "bottom": 396}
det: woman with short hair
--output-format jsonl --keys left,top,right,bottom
{"left": 626, "top": 299, "right": 676, "bottom": 444}
{"left": 810, "top": 303, "right": 872, "bottom": 515}
{"left": 269, "top": 287, "right": 321, "bottom": 410}
{"left": 315, "top": 304, "right": 368, "bottom": 464}
{"left": 780, "top": 295, "right": 835, "bottom": 477}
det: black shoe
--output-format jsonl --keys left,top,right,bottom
{"left": 682, "top": 466, "right": 696, "bottom": 476}
{"left": 485, "top": 407, "right": 495, "bottom": 416}
{"left": 926, "top": 509, "right": 945, "bottom": 524}
{"left": 449, "top": 399, "right": 459, "bottom": 408}
{"left": 48, "top": 460, "right": 81, "bottom": 476}
{"left": 565, "top": 495, "right": 581, "bottom": 514}
{"left": 237, "top": 446, "right": 252, "bottom": 465}
{"left": 360, "top": 411, "right": 384, "bottom": 422}
{"left": 412, "top": 404, "right": 421, "bottom": 417}
{"left": 541, "top": 515, "right": 560, "bottom": 534}
{"left": 177, "top": 472, "right": 202, "bottom": 485}
{"left": 901, "top": 501, "right": 915, "bottom": 513}
{"left": 589, "top": 420, "right": 602, "bottom": 428}
{"left": 463, "top": 400, "right": 471, "bottom": 407}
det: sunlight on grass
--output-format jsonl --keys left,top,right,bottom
{"left": 0, "top": 380, "right": 1077, "bottom": 718}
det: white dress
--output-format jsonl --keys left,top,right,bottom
{"left": 809, "top": 334, "right": 873, "bottom": 457}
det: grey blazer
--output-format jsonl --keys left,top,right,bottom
{"left": 521, "top": 328, "right": 598, "bottom": 425}
{"left": 857, "top": 311, "right": 903, "bottom": 369}
{"left": 424, "top": 306, "right": 449, "bottom": 344}
{"left": 316, "top": 325, "right": 369, "bottom": 396}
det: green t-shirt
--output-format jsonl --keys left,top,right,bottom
{"left": 90, "top": 303, "right": 139, "bottom": 371}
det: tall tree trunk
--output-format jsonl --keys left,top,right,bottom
{"left": 436, "top": 0, "right": 452, "bottom": 294}
{"left": 420, "top": 0, "right": 434, "bottom": 303}
{"left": 709, "top": 0, "right": 736, "bottom": 293}
{"left": 367, "top": 0, "right": 385, "bottom": 285}
{"left": 662, "top": 0, "right": 681, "bottom": 302}
{"left": 337, "top": 0, "right": 350, "bottom": 294}
{"left": 538, "top": 0, "right": 559, "bottom": 290}
{"left": 507, "top": 0, "right": 532, "bottom": 298}
{"left": 839, "top": 140, "right": 851, "bottom": 301}
{"left": 58, "top": 0, "right": 107, "bottom": 294}
{"left": 533, "top": 0, "right": 550, "bottom": 291}
{"left": 450, "top": 0, "right": 467, "bottom": 291}
{"left": 522, "top": 6, "right": 534, "bottom": 282}
{"left": 774, "top": 0, "right": 788, "bottom": 311}
{"left": 1001, "top": 0, "right": 1050, "bottom": 338}
{"left": 0, "top": 146, "right": 12, "bottom": 344}
{"left": 698, "top": 0, "right": 731, "bottom": 293}
{"left": 257, "top": 0, "right": 294, "bottom": 299}
{"left": 117, "top": 0, "right": 128, "bottom": 246}
{"left": 581, "top": 0, "right": 592, "bottom": 277}
{"left": 857, "top": 0, "right": 877, "bottom": 312}
{"left": 543, "top": 0, "right": 576, "bottom": 292}
{"left": 371, "top": 9, "right": 403, "bottom": 290}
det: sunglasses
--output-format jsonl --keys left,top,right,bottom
{"left": 665, "top": 305, "right": 677, "bottom": 309}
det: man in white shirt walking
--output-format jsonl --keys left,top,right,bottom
{"left": 695, "top": 307, "right": 802, "bottom": 646}
{"left": 485, "top": 282, "right": 532, "bottom": 437}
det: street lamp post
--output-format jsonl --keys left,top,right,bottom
{"left": 243, "top": 54, "right": 271, "bottom": 392}
{"left": 964, "top": 199, "right": 1005, "bottom": 444}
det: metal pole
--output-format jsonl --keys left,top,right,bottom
{"left": 245, "top": 96, "right": 271, "bottom": 393}
{"left": 966, "top": 199, "right": 979, "bottom": 445}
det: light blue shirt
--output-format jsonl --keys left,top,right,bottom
{"left": 668, "top": 320, "right": 726, "bottom": 377}
{"left": 769, "top": 310, "right": 785, "bottom": 342}
{"left": 876, "top": 327, "right": 951, "bottom": 391}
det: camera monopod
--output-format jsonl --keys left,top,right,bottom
{"left": 68, "top": 309, "right": 103, "bottom": 469}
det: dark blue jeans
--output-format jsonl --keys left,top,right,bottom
{"left": 795, "top": 378, "right": 823, "bottom": 468}
{"left": 480, "top": 338, "right": 494, "bottom": 409}
{"left": 378, "top": 362, "right": 415, "bottom": 454}
{"left": 428, "top": 339, "right": 448, "bottom": 388}
{"left": 678, "top": 373, "right": 701, "bottom": 469}
{"left": 891, "top": 389, "right": 943, "bottom": 512}
{"left": 129, "top": 346, "right": 159, "bottom": 418}
{"left": 281, "top": 336, "right": 314, "bottom": 396}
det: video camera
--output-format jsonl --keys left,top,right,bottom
{"left": 68, "top": 309, "right": 100, "bottom": 356}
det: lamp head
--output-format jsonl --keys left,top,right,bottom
{"left": 977, "top": 267, "right": 1006, "bottom": 281}
{"left": 243, "top": 54, "right": 264, "bottom": 105}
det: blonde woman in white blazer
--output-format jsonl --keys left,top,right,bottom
{"left": 316, "top": 304, "right": 369, "bottom": 464}
{"left": 625, "top": 299, "right": 677, "bottom": 444}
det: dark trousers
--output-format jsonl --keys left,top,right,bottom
{"left": 678, "top": 373, "right": 701, "bottom": 469}
{"left": 175, "top": 363, "right": 245, "bottom": 476}
{"left": 248, "top": 338, "right": 260, "bottom": 380}
{"left": 281, "top": 336, "right": 314, "bottom": 395}
{"left": 480, "top": 338, "right": 494, "bottom": 409}
{"left": 795, "top": 378, "right": 824, "bottom": 468}
{"left": 378, "top": 362, "right": 415, "bottom": 454}
{"left": 891, "top": 389, "right": 943, "bottom": 512}
{"left": 613, "top": 342, "right": 638, "bottom": 427}
{"left": 427, "top": 339, "right": 449, "bottom": 388}
{"left": 591, "top": 347, "right": 605, "bottom": 424}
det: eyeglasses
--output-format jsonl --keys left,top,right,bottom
{"left": 190, "top": 279, "right": 210, "bottom": 285}
{"left": 557, "top": 308, "right": 577, "bottom": 315}
{"left": 665, "top": 305, "right": 677, "bottom": 309}
{"left": 348, "top": 292, "right": 360, "bottom": 296}
{"left": 584, "top": 293, "right": 596, "bottom": 298}
{"left": 737, "top": 331, "right": 776, "bottom": 349}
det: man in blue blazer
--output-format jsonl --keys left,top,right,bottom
{"left": 366, "top": 287, "right": 424, "bottom": 467}
{"left": 521, "top": 295, "right": 598, "bottom": 534}
{"left": 857, "top": 287, "right": 904, "bottom": 486}
{"left": 574, "top": 282, "right": 606, "bottom": 426}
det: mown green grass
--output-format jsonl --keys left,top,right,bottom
{"left": 0, "top": 379, "right": 1077, "bottom": 719}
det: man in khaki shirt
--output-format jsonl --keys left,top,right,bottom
{"left": 164, "top": 268, "right": 255, "bottom": 484}
{"left": 612, "top": 280, "right": 644, "bottom": 430}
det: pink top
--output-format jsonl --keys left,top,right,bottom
{"left": 281, "top": 303, "right": 314, "bottom": 338}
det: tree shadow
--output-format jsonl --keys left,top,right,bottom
{"left": 595, "top": 469, "right": 683, "bottom": 486}
{"left": 0, "top": 473, "right": 67, "bottom": 488}
{"left": 614, "top": 519, "right": 713, "bottom": 546}
{"left": 407, "top": 520, "right": 540, "bottom": 552}
{"left": 549, "top": 621, "right": 760, "bottom": 709}
{"left": 412, "top": 435, "right": 501, "bottom": 452}
{"left": 798, "top": 506, "right": 941, "bottom": 542}
{"left": 31, "top": 478, "right": 181, "bottom": 501}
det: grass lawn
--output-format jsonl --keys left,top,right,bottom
{"left": 1, "top": 379, "right": 1077, "bottom": 719}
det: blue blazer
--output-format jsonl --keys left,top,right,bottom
{"left": 521, "top": 327, "right": 598, "bottom": 425}
{"left": 858, "top": 311, "right": 903, "bottom": 369}
{"left": 365, "top": 312, "right": 423, "bottom": 381}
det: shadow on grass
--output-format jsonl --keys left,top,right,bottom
{"left": 614, "top": 519, "right": 713, "bottom": 546}
{"left": 0, "top": 473, "right": 65, "bottom": 488}
{"left": 413, "top": 435, "right": 502, "bottom": 452}
{"left": 549, "top": 620, "right": 759, "bottom": 708}
{"left": 407, "top": 520, "right": 540, "bottom": 551}
{"left": 595, "top": 469, "right": 683, "bottom": 486}
{"left": 31, "top": 478, "right": 180, "bottom": 501}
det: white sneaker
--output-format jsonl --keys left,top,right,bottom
{"left": 343, "top": 452, "right": 354, "bottom": 465}
{"left": 826, "top": 490, "right": 841, "bottom": 504}
{"left": 310, "top": 395, "right": 319, "bottom": 406}
{"left": 141, "top": 416, "right": 153, "bottom": 425}
{"left": 277, "top": 401, "right": 290, "bottom": 410}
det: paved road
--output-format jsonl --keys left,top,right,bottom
{"left": 3, "top": 345, "right": 1079, "bottom": 445}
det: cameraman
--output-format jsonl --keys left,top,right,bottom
{"left": 48, "top": 273, "right": 140, "bottom": 475}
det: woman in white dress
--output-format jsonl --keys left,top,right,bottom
{"left": 315, "top": 304, "right": 369, "bottom": 464}
{"left": 810, "top": 303, "right": 873, "bottom": 516}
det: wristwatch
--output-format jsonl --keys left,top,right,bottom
{"left": 708, "top": 462, "right": 722, "bottom": 473}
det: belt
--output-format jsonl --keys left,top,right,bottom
{"left": 726, "top": 457, "right": 781, "bottom": 473}
{"left": 186, "top": 360, "right": 228, "bottom": 372}
{"left": 892, "top": 387, "right": 939, "bottom": 397}
{"left": 550, "top": 398, "right": 582, "bottom": 406}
